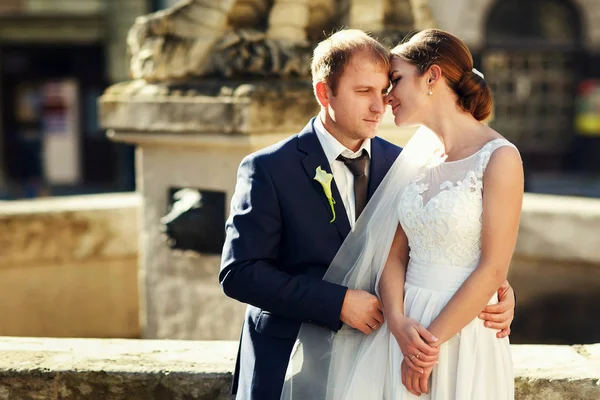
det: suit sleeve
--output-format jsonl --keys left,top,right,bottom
{"left": 219, "top": 155, "right": 347, "bottom": 331}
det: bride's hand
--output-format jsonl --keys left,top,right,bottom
{"left": 401, "top": 358, "right": 434, "bottom": 396}
{"left": 389, "top": 314, "right": 440, "bottom": 373}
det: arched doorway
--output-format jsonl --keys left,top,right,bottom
{"left": 482, "top": 0, "right": 582, "bottom": 171}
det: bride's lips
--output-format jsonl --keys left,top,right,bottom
{"left": 392, "top": 104, "right": 400, "bottom": 114}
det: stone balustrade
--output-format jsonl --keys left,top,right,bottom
{"left": 0, "top": 337, "right": 597, "bottom": 399}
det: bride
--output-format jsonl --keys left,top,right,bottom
{"left": 282, "top": 29, "right": 522, "bottom": 399}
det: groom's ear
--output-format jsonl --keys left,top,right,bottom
{"left": 315, "top": 81, "right": 332, "bottom": 108}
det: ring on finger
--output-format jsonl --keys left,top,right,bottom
{"left": 415, "top": 351, "right": 421, "bottom": 359}
{"left": 366, "top": 323, "right": 374, "bottom": 330}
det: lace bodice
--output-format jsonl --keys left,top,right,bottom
{"left": 398, "top": 138, "right": 517, "bottom": 269}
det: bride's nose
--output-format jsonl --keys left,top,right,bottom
{"left": 384, "top": 91, "right": 394, "bottom": 105}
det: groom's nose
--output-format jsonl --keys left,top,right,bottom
{"left": 370, "top": 95, "right": 385, "bottom": 114}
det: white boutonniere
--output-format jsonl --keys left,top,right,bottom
{"left": 314, "top": 166, "right": 336, "bottom": 223}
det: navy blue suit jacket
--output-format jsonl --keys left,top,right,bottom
{"left": 220, "top": 118, "right": 402, "bottom": 399}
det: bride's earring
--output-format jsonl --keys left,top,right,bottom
{"left": 428, "top": 87, "right": 433, "bottom": 96}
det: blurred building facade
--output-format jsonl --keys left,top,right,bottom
{"left": 430, "top": 0, "right": 600, "bottom": 197}
{"left": 0, "top": 0, "right": 158, "bottom": 199}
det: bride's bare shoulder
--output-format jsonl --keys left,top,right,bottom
{"left": 478, "top": 124, "right": 507, "bottom": 143}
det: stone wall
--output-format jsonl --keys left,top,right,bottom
{"left": 0, "top": 193, "right": 140, "bottom": 338}
{"left": 0, "top": 337, "right": 597, "bottom": 399}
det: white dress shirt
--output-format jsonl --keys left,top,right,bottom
{"left": 314, "top": 116, "right": 371, "bottom": 229}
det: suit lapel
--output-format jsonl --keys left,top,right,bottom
{"left": 367, "top": 137, "right": 394, "bottom": 200}
{"left": 299, "top": 119, "right": 352, "bottom": 240}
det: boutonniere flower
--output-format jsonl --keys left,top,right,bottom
{"left": 314, "top": 166, "right": 336, "bottom": 223}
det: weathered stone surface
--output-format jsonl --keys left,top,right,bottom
{"left": 516, "top": 193, "right": 600, "bottom": 264}
{"left": 349, "top": 0, "right": 386, "bottom": 32}
{"left": 0, "top": 194, "right": 140, "bottom": 338}
{"left": 135, "top": 145, "right": 251, "bottom": 340}
{"left": 266, "top": 0, "right": 310, "bottom": 42}
{"left": 127, "top": 0, "right": 315, "bottom": 81}
{"left": 0, "top": 193, "right": 139, "bottom": 265}
{"left": 125, "top": 0, "right": 434, "bottom": 81}
{"left": 0, "top": 338, "right": 598, "bottom": 399}
{"left": 514, "top": 345, "right": 600, "bottom": 399}
{"left": 99, "top": 80, "right": 318, "bottom": 136}
{"left": 0, "top": 338, "right": 236, "bottom": 400}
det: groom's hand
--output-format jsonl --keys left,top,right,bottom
{"left": 340, "top": 289, "right": 384, "bottom": 335}
{"left": 478, "top": 279, "right": 515, "bottom": 338}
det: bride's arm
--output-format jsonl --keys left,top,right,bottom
{"left": 379, "top": 224, "right": 409, "bottom": 323}
{"left": 379, "top": 224, "right": 439, "bottom": 372}
{"left": 427, "top": 147, "right": 524, "bottom": 345}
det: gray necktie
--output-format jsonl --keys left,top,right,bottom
{"left": 337, "top": 149, "right": 369, "bottom": 220}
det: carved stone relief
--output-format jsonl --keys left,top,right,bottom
{"left": 127, "top": 0, "right": 432, "bottom": 82}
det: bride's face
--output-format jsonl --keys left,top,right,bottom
{"left": 385, "top": 58, "right": 431, "bottom": 127}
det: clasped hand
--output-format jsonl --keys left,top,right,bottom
{"left": 389, "top": 316, "right": 439, "bottom": 396}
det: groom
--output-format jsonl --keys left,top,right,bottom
{"left": 220, "top": 29, "right": 515, "bottom": 400}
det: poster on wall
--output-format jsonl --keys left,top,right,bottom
{"left": 575, "top": 80, "right": 600, "bottom": 137}
{"left": 41, "top": 79, "right": 80, "bottom": 185}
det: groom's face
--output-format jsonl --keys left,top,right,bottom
{"left": 323, "top": 51, "right": 389, "bottom": 143}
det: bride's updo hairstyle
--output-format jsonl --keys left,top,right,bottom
{"left": 391, "top": 29, "right": 493, "bottom": 121}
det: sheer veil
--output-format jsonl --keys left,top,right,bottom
{"left": 281, "top": 127, "right": 443, "bottom": 400}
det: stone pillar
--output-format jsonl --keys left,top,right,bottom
{"left": 99, "top": 80, "right": 321, "bottom": 339}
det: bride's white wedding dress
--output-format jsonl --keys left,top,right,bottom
{"left": 338, "top": 138, "right": 515, "bottom": 400}
{"left": 388, "top": 138, "right": 515, "bottom": 399}
{"left": 282, "top": 136, "right": 516, "bottom": 400}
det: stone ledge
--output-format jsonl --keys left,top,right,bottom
{"left": 99, "top": 80, "right": 318, "bottom": 136}
{"left": 0, "top": 338, "right": 235, "bottom": 400}
{"left": 0, "top": 338, "right": 598, "bottom": 399}
{"left": 0, "top": 192, "right": 139, "bottom": 215}
{"left": 517, "top": 193, "right": 600, "bottom": 264}
{"left": 0, "top": 193, "right": 139, "bottom": 266}
{"left": 3, "top": 191, "right": 598, "bottom": 267}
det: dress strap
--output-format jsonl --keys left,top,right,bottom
{"left": 476, "top": 139, "right": 519, "bottom": 177}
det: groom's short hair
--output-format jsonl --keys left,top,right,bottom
{"left": 311, "top": 29, "right": 390, "bottom": 96}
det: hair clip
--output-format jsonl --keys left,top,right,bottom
{"left": 472, "top": 68, "right": 484, "bottom": 79}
